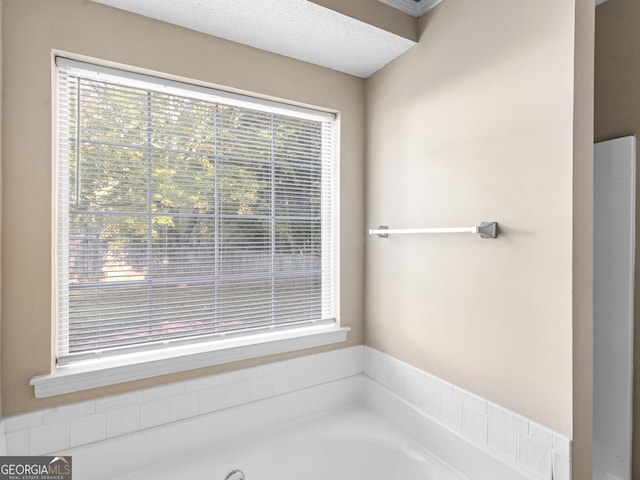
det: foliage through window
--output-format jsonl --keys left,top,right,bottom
{"left": 56, "top": 58, "right": 336, "bottom": 363}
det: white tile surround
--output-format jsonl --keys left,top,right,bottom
{"left": 363, "top": 348, "right": 572, "bottom": 480}
{"left": 1, "top": 346, "right": 571, "bottom": 480}
{"left": 0, "top": 419, "right": 6, "bottom": 456}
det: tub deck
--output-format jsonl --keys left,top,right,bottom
{"left": 64, "top": 376, "right": 536, "bottom": 480}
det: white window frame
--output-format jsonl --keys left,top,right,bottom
{"left": 31, "top": 58, "right": 347, "bottom": 399}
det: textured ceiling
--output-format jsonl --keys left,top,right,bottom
{"left": 92, "top": 0, "right": 417, "bottom": 78}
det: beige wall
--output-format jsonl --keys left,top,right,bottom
{"left": 0, "top": 0, "right": 365, "bottom": 416}
{"left": 595, "top": 0, "right": 640, "bottom": 477}
{"left": 365, "top": 0, "right": 588, "bottom": 439}
{"left": 572, "top": 0, "right": 594, "bottom": 477}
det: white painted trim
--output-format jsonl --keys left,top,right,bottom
{"left": 0, "top": 420, "right": 6, "bottom": 456}
{"left": 58, "top": 57, "right": 336, "bottom": 122}
{"left": 594, "top": 136, "right": 636, "bottom": 480}
{"left": 30, "top": 325, "right": 350, "bottom": 398}
{"left": 417, "top": 0, "right": 444, "bottom": 16}
{"left": 382, "top": 0, "right": 601, "bottom": 18}
{"left": 377, "top": 0, "right": 444, "bottom": 17}
{"left": 377, "top": 0, "right": 419, "bottom": 17}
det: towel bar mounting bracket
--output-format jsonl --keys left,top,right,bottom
{"left": 477, "top": 222, "right": 497, "bottom": 239}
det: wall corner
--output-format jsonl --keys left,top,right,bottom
{"left": 572, "top": 0, "right": 595, "bottom": 478}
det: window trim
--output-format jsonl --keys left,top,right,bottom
{"left": 35, "top": 56, "right": 346, "bottom": 396}
{"left": 54, "top": 57, "right": 340, "bottom": 362}
{"left": 56, "top": 58, "right": 336, "bottom": 123}
{"left": 31, "top": 323, "right": 350, "bottom": 398}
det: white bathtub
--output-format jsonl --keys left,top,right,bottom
{"left": 107, "top": 408, "right": 467, "bottom": 480}
{"left": 64, "top": 376, "right": 535, "bottom": 480}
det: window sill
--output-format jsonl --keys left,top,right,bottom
{"left": 30, "top": 325, "right": 350, "bottom": 399}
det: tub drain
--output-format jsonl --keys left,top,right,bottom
{"left": 225, "top": 470, "right": 245, "bottom": 480}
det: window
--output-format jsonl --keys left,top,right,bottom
{"left": 55, "top": 58, "right": 337, "bottom": 365}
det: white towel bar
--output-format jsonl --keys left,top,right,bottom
{"left": 369, "top": 222, "right": 497, "bottom": 239}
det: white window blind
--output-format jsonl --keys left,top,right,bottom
{"left": 56, "top": 58, "right": 337, "bottom": 364}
